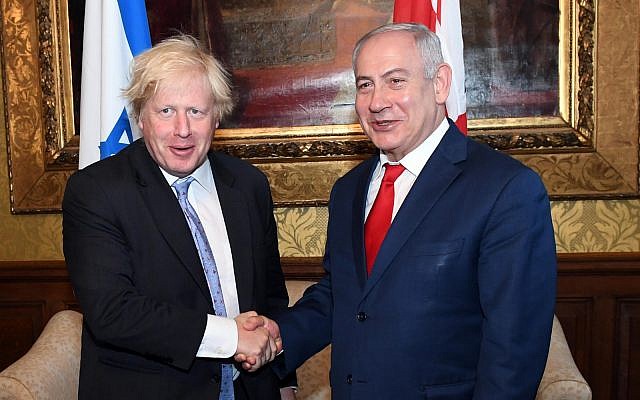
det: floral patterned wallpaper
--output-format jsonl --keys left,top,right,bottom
{"left": 274, "top": 207, "right": 328, "bottom": 257}
{"left": 552, "top": 200, "right": 640, "bottom": 252}
{"left": 275, "top": 201, "right": 640, "bottom": 258}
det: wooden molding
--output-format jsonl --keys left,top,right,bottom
{"left": 3, "top": 252, "right": 640, "bottom": 281}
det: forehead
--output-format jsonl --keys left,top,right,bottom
{"left": 355, "top": 31, "right": 421, "bottom": 73}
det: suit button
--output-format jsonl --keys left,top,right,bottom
{"left": 346, "top": 374, "right": 353, "bottom": 384}
{"left": 211, "top": 373, "right": 220, "bottom": 383}
{"left": 356, "top": 312, "right": 367, "bottom": 322}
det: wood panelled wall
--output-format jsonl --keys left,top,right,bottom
{"left": 2, "top": 253, "right": 640, "bottom": 399}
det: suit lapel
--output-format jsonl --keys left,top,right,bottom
{"left": 363, "top": 126, "right": 468, "bottom": 295}
{"left": 352, "top": 157, "right": 378, "bottom": 289}
{"left": 130, "top": 141, "right": 213, "bottom": 306}
{"left": 210, "top": 153, "right": 254, "bottom": 312}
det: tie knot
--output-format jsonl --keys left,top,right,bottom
{"left": 382, "top": 163, "right": 405, "bottom": 183}
{"left": 172, "top": 176, "right": 195, "bottom": 198}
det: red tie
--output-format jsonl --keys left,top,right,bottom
{"left": 364, "top": 163, "right": 405, "bottom": 275}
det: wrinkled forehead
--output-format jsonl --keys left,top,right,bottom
{"left": 354, "top": 31, "right": 420, "bottom": 75}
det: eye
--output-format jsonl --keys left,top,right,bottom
{"left": 158, "top": 107, "right": 175, "bottom": 117}
{"left": 390, "top": 78, "right": 405, "bottom": 86}
{"left": 188, "top": 108, "right": 209, "bottom": 118}
{"left": 357, "top": 81, "right": 373, "bottom": 91}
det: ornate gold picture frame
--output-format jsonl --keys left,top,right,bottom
{"left": 2, "top": 0, "right": 638, "bottom": 213}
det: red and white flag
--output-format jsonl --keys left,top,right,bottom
{"left": 394, "top": 0, "right": 467, "bottom": 134}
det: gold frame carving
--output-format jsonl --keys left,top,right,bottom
{"left": 2, "top": 0, "right": 638, "bottom": 213}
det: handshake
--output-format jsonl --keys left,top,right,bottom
{"left": 233, "top": 311, "right": 282, "bottom": 372}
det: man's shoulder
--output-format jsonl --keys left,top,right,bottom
{"left": 459, "top": 137, "right": 548, "bottom": 199}
{"left": 464, "top": 135, "right": 535, "bottom": 176}
{"left": 71, "top": 142, "right": 140, "bottom": 180}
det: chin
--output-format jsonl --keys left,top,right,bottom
{"left": 166, "top": 163, "right": 196, "bottom": 177}
{"left": 372, "top": 138, "right": 401, "bottom": 152}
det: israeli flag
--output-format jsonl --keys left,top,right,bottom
{"left": 78, "top": 0, "right": 151, "bottom": 169}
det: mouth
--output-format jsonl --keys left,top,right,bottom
{"left": 370, "top": 119, "right": 398, "bottom": 129}
{"left": 169, "top": 144, "right": 195, "bottom": 156}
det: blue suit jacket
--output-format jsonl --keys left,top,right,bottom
{"left": 275, "top": 122, "right": 557, "bottom": 399}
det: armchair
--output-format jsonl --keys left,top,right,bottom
{"left": 0, "top": 310, "right": 82, "bottom": 400}
{"left": 536, "top": 316, "right": 592, "bottom": 399}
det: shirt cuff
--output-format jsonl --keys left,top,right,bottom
{"left": 196, "top": 314, "right": 238, "bottom": 358}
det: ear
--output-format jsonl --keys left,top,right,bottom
{"left": 214, "top": 119, "right": 220, "bottom": 129}
{"left": 137, "top": 115, "right": 144, "bottom": 132}
{"left": 433, "top": 63, "right": 452, "bottom": 105}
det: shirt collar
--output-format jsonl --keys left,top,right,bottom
{"left": 378, "top": 118, "right": 450, "bottom": 177}
{"left": 159, "top": 158, "right": 215, "bottom": 194}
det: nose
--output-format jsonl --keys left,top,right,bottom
{"left": 175, "top": 111, "right": 191, "bottom": 137}
{"left": 368, "top": 86, "right": 391, "bottom": 113}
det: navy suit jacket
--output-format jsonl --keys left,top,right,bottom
{"left": 63, "top": 139, "right": 289, "bottom": 399}
{"left": 275, "top": 122, "right": 556, "bottom": 399}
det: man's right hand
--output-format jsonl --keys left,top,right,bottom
{"left": 234, "top": 312, "right": 281, "bottom": 372}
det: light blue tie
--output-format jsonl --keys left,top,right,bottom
{"left": 173, "top": 177, "right": 234, "bottom": 400}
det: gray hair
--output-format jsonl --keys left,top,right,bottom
{"left": 352, "top": 23, "right": 444, "bottom": 79}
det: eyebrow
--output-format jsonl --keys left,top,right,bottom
{"left": 355, "top": 67, "right": 411, "bottom": 82}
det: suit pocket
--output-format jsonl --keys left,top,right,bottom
{"left": 420, "top": 378, "right": 475, "bottom": 399}
{"left": 409, "top": 239, "right": 463, "bottom": 257}
{"left": 405, "top": 239, "right": 464, "bottom": 302}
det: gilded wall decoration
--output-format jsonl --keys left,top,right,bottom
{"left": 2, "top": 0, "right": 639, "bottom": 214}
{"left": 256, "top": 160, "right": 360, "bottom": 206}
{"left": 0, "top": 94, "right": 63, "bottom": 260}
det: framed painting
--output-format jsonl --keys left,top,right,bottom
{"left": 1, "top": 0, "right": 638, "bottom": 213}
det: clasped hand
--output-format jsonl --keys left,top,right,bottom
{"left": 234, "top": 311, "right": 281, "bottom": 372}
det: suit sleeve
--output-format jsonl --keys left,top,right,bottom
{"left": 473, "top": 168, "right": 557, "bottom": 399}
{"left": 62, "top": 171, "right": 206, "bottom": 370}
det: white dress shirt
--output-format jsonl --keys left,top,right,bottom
{"left": 365, "top": 118, "right": 450, "bottom": 220}
{"left": 160, "top": 159, "right": 240, "bottom": 359}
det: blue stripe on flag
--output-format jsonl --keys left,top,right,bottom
{"left": 100, "top": 108, "right": 134, "bottom": 159}
{"left": 117, "top": 0, "right": 151, "bottom": 55}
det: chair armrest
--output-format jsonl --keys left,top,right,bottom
{"left": 536, "top": 315, "right": 592, "bottom": 400}
{"left": 0, "top": 375, "right": 32, "bottom": 400}
{"left": 0, "top": 310, "right": 83, "bottom": 400}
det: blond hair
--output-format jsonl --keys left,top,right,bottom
{"left": 123, "top": 35, "right": 233, "bottom": 121}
